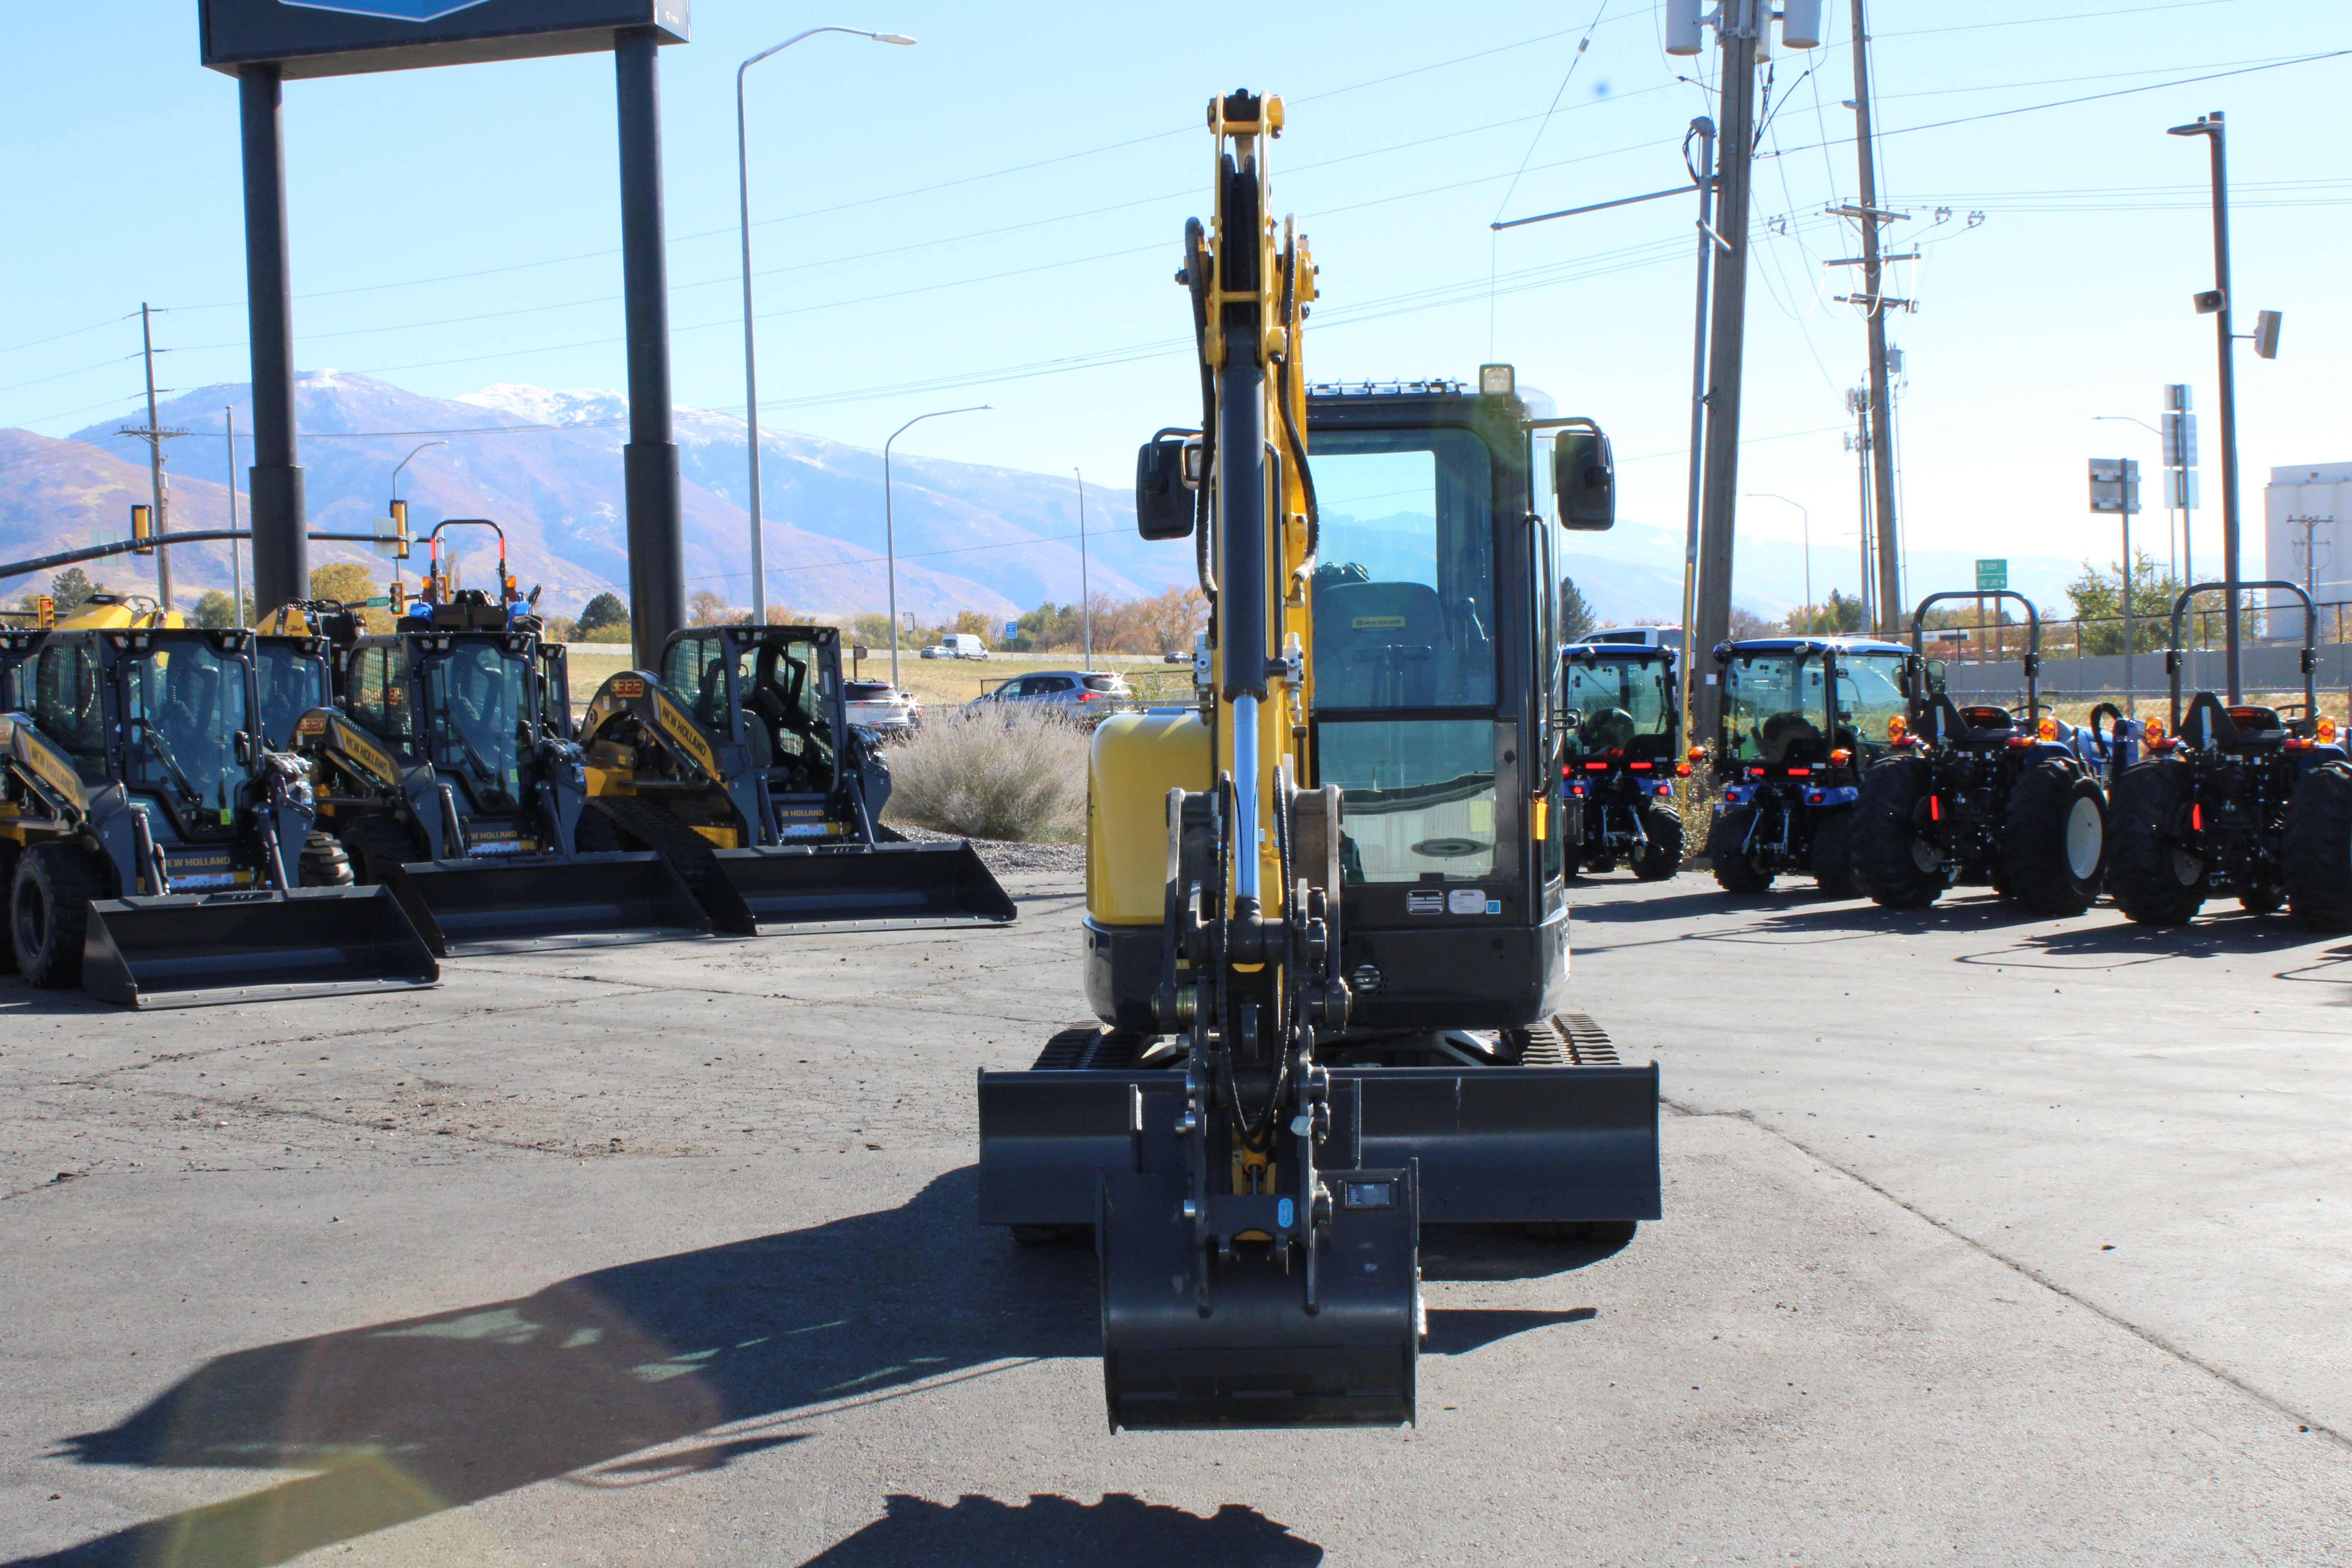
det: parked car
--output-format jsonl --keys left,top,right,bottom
{"left": 940, "top": 633, "right": 991, "bottom": 660}
{"left": 918, "top": 644, "right": 945, "bottom": 660}
{"left": 843, "top": 680, "right": 920, "bottom": 735}
{"left": 969, "top": 669, "right": 1132, "bottom": 722}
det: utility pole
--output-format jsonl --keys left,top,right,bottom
{"left": 1679, "top": 116, "right": 1716, "bottom": 749}
{"left": 1842, "top": 0, "right": 1905, "bottom": 635}
{"left": 117, "top": 303, "right": 188, "bottom": 610}
{"left": 1844, "top": 387, "right": 1874, "bottom": 628}
{"left": 1688, "top": 0, "right": 1768, "bottom": 742}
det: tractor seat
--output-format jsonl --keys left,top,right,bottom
{"left": 2227, "top": 705, "right": 2282, "bottom": 735}
{"left": 1959, "top": 705, "right": 2014, "bottom": 732}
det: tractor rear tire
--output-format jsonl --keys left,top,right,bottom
{"left": 2106, "top": 757, "right": 2205, "bottom": 926}
{"left": 299, "top": 831, "right": 355, "bottom": 889}
{"left": 1809, "top": 808, "right": 1860, "bottom": 898}
{"left": 1855, "top": 756, "right": 1944, "bottom": 909}
{"left": 12, "top": 840, "right": 108, "bottom": 989}
{"left": 1634, "top": 804, "right": 1684, "bottom": 881}
{"left": 339, "top": 815, "right": 424, "bottom": 887}
{"left": 2282, "top": 762, "right": 2352, "bottom": 930}
{"left": 1708, "top": 807, "right": 1772, "bottom": 894}
{"left": 2000, "top": 761, "right": 2105, "bottom": 915}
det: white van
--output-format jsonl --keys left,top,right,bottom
{"left": 940, "top": 632, "right": 991, "bottom": 660}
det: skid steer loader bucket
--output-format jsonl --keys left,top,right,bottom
{"left": 383, "top": 852, "right": 709, "bottom": 957}
{"left": 711, "top": 840, "right": 1017, "bottom": 932}
{"left": 81, "top": 885, "right": 439, "bottom": 1009}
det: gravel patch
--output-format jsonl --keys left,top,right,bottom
{"left": 893, "top": 823, "right": 1086, "bottom": 877}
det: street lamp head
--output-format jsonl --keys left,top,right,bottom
{"left": 872, "top": 32, "right": 917, "bottom": 45}
{"left": 2167, "top": 114, "right": 2221, "bottom": 138}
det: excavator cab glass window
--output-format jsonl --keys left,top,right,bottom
{"left": 255, "top": 641, "right": 330, "bottom": 748}
{"left": 1724, "top": 653, "right": 1827, "bottom": 764}
{"left": 1833, "top": 653, "right": 1908, "bottom": 758}
{"left": 422, "top": 643, "right": 529, "bottom": 812}
{"left": 31, "top": 639, "right": 105, "bottom": 775}
{"left": 1316, "top": 718, "right": 1496, "bottom": 884}
{"left": 1308, "top": 428, "right": 1497, "bottom": 710}
{"left": 122, "top": 641, "right": 249, "bottom": 823}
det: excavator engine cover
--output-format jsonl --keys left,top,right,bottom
{"left": 81, "top": 885, "right": 439, "bottom": 1009}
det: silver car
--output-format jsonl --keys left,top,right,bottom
{"left": 844, "top": 680, "right": 920, "bottom": 734}
{"left": 971, "top": 669, "right": 1131, "bottom": 721}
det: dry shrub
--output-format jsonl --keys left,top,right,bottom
{"left": 882, "top": 705, "right": 1089, "bottom": 842}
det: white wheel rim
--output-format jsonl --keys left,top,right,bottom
{"left": 1911, "top": 836, "right": 1940, "bottom": 873}
{"left": 2065, "top": 797, "right": 2103, "bottom": 881}
{"left": 2171, "top": 849, "right": 2202, "bottom": 886}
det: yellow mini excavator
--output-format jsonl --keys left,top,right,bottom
{"left": 978, "top": 91, "right": 1662, "bottom": 1430}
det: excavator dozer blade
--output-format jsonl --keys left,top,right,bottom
{"left": 712, "top": 840, "right": 1018, "bottom": 932}
{"left": 981, "top": 1062, "right": 1662, "bottom": 1229}
{"left": 81, "top": 885, "right": 439, "bottom": 1009}
{"left": 383, "top": 852, "right": 709, "bottom": 957}
{"left": 1096, "top": 1092, "right": 1420, "bottom": 1430}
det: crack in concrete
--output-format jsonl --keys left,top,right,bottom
{"left": 1663, "top": 1094, "right": 2352, "bottom": 1452}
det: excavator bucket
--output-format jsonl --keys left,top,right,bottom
{"left": 710, "top": 840, "right": 1017, "bottom": 932}
{"left": 381, "top": 851, "right": 710, "bottom": 957}
{"left": 81, "top": 885, "right": 439, "bottom": 1009}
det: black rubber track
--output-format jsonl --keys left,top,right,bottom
{"left": 300, "top": 830, "right": 355, "bottom": 889}
{"left": 574, "top": 802, "right": 623, "bottom": 854}
{"left": 1854, "top": 754, "right": 1944, "bottom": 909}
{"left": 1634, "top": 802, "right": 1684, "bottom": 881}
{"left": 1809, "top": 806, "right": 1860, "bottom": 898}
{"left": 339, "top": 813, "right": 425, "bottom": 887}
{"left": 0, "top": 841, "right": 19, "bottom": 974}
{"left": 2282, "top": 761, "right": 2352, "bottom": 931}
{"left": 1708, "top": 805, "right": 1772, "bottom": 893}
{"left": 13, "top": 840, "right": 107, "bottom": 988}
{"left": 1999, "top": 760, "right": 2104, "bottom": 915}
{"left": 2105, "top": 757, "right": 2205, "bottom": 926}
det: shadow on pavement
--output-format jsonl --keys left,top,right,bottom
{"left": 17, "top": 1169, "right": 1571, "bottom": 1568}
{"left": 1420, "top": 1220, "right": 1636, "bottom": 1281}
{"left": 800, "top": 1493, "right": 1323, "bottom": 1566}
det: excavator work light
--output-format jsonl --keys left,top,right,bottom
{"left": 1478, "top": 363, "right": 1514, "bottom": 396}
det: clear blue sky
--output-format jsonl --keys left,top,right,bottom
{"left": 3, "top": 1, "right": 2346, "bottom": 595}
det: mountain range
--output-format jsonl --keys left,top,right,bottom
{"left": 0, "top": 370, "right": 2116, "bottom": 626}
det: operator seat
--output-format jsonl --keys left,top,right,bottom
{"left": 1314, "top": 580, "right": 1447, "bottom": 708}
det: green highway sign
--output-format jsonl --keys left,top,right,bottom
{"left": 1975, "top": 559, "right": 2007, "bottom": 592}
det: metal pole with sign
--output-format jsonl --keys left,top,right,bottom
{"left": 2089, "top": 459, "right": 2142, "bottom": 711}
{"left": 1974, "top": 558, "right": 2006, "bottom": 665}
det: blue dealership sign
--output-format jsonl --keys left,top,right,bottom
{"left": 200, "top": 0, "right": 687, "bottom": 78}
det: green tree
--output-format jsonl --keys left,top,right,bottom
{"left": 2065, "top": 552, "right": 2185, "bottom": 656}
{"left": 49, "top": 566, "right": 103, "bottom": 614}
{"left": 310, "top": 563, "right": 392, "bottom": 633}
{"left": 1557, "top": 577, "right": 1598, "bottom": 642}
{"left": 1786, "top": 588, "right": 1866, "bottom": 635}
{"left": 576, "top": 592, "right": 628, "bottom": 635}
{"left": 192, "top": 589, "right": 239, "bottom": 628}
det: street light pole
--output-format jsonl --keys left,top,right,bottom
{"left": 739, "top": 27, "right": 915, "bottom": 624}
{"left": 1074, "top": 466, "right": 1091, "bottom": 670}
{"left": 1748, "top": 493, "right": 1810, "bottom": 629}
{"left": 390, "top": 439, "right": 445, "bottom": 606}
{"left": 2169, "top": 111, "right": 2244, "bottom": 700}
{"left": 882, "top": 404, "right": 987, "bottom": 688}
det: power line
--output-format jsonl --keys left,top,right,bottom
{"left": 1878, "top": 0, "right": 2252, "bottom": 39}
{"left": 0, "top": 312, "right": 136, "bottom": 361}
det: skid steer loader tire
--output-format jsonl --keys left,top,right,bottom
{"left": 341, "top": 815, "right": 425, "bottom": 887}
{"left": 2000, "top": 761, "right": 2105, "bottom": 915}
{"left": 13, "top": 840, "right": 107, "bottom": 989}
{"left": 300, "top": 831, "right": 356, "bottom": 889}
{"left": 575, "top": 804, "right": 623, "bottom": 854}
{"left": 1855, "top": 755, "right": 1944, "bottom": 909}
{"left": 2282, "top": 762, "right": 2352, "bottom": 931}
{"left": 0, "top": 842, "right": 20, "bottom": 974}
{"left": 2106, "top": 758, "right": 2205, "bottom": 926}
{"left": 1809, "top": 808, "right": 1860, "bottom": 898}
{"left": 1633, "top": 803, "right": 1684, "bottom": 881}
{"left": 1707, "top": 807, "right": 1772, "bottom": 894}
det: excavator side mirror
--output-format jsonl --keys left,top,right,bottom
{"left": 1922, "top": 658, "right": 1947, "bottom": 695}
{"left": 1134, "top": 433, "right": 1196, "bottom": 541}
{"left": 1553, "top": 428, "right": 1615, "bottom": 531}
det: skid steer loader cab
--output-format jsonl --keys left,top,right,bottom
{"left": 574, "top": 625, "right": 1016, "bottom": 934}
{"left": 1704, "top": 637, "right": 1908, "bottom": 897}
{"left": 0, "top": 626, "right": 435, "bottom": 1006}
{"left": 1562, "top": 644, "right": 1684, "bottom": 879}
{"left": 298, "top": 616, "right": 704, "bottom": 957}
{"left": 977, "top": 85, "right": 1661, "bottom": 1437}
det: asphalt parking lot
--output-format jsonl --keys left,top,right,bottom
{"left": 3, "top": 858, "right": 2347, "bottom": 1566}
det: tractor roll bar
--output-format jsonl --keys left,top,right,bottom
{"left": 2166, "top": 580, "right": 2317, "bottom": 730}
{"left": 1910, "top": 590, "right": 2042, "bottom": 716}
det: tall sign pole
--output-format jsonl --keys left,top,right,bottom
{"left": 2171, "top": 112, "right": 2244, "bottom": 699}
{"left": 616, "top": 27, "right": 686, "bottom": 670}
{"left": 237, "top": 60, "right": 304, "bottom": 615}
